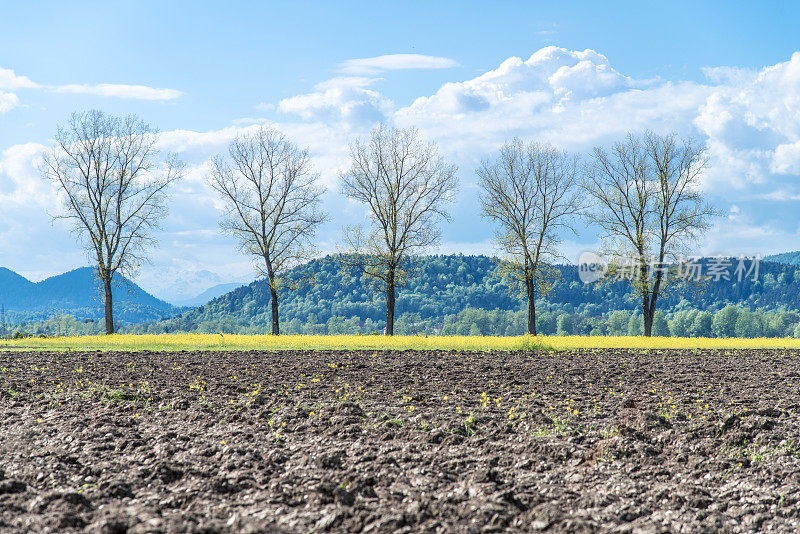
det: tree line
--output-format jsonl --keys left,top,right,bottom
{"left": 40, "top": 110, "right": 716, "bottom": 336}
{"left": 10, "top": 305, "right": 800, "bottom": 340}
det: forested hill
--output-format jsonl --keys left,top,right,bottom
{"left": 766, "top": 251, "right": 800, "bottom": 266}
{"left": 0, "top": 267, "right": 180, "bottom": 324}
{"left": 137, "top": 254, "right": 800, "bottom": 335}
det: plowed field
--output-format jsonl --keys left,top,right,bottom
{"left": 2, "top": 349, "right": 800, "bottom": 532}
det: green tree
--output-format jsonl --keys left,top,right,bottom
{"left": 557, "top": 313, "right": 573, "bottom": 335}
{"left": 669, "top": 310, "right": 691, "bottom": 337}
{"left": 734, "top": 309, "right": 763, "bottom": 338}
{"left": 627, "top": 313, "right": 643, "bottom": 336}
{"left": 652, "top": 311, "right": 670, "bottom": 336}
{"left": 712, "top": 306, "right": 739, "bottom": 338}
{"left": 536, "top": 311, "right": 557, "bottom": 335}
{"left": 608, "top": 310, "right": 630, "bottom": 336}
{"left": 690, "top": 311, "right": 713, "bottom": 337}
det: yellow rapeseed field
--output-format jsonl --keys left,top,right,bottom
{"left": 3, "top": 334, "right": 800, "bottom": 352}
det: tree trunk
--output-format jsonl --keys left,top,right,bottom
{"left": 643, "top": 305, "right": 654, "bottom": 337}
{"left": 526, "top": 278, "right": 537, "bottom": 336}
{"left": 102, "top": 274, "right": 114, "bottom": 335}
{"left": 385, "top": 266, "right": 395, "bottom": 336}
{"left": 640, "top": 259, "right": 652, "bottom": 337}
{"left": 269, "top": 274, "right": 280, "bottom": 335}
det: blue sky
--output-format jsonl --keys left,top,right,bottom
{"left": 2, "top": 1, "right": 800, "bottom": 302}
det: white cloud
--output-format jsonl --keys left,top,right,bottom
{"left": 692, "top": 51, "right": 800, "bottom": 193}
{"left": 278, "top": 77, "right": 392, "bottom": 124}
{"left": 0, "top": 92, "right": 20, "bottom": 113}
{"left": 158, "top": 126, "right": 246, "bottom": 153}
{"left": 390, "top": 46, "right": 678, "bottom": 162}
{"left": 0, "top": 142, "right": 88, "bottom": 276}
{"left": 401, "top": 47, "right": 633, "bottom": 118}
{"left": 338, "top": 53, "right": 459, "bottom": 75}
{"left": 392, "top": 68, "right": 705, "bottom": 166}
{"left": 772, "top": 141, "right": 800, "bottom": 174}
{"left": 53, "top": 83, "right": 183, "bottom": 100}
{"left": 0, "top": 142, "right": 51, "bottom": 203}
{"left": 1, "top": 65, "right": 183, "bottom": 101}
{"left": 386, "top": 46, "right": 800, "bottom": 211}
{"left": 0, "top": 67, "right": 40, "bottom": 89}
{"left": 700, "top": 218, "right": 800, "bottom": 257}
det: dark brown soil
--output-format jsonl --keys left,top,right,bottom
{"left": 2, "top": 348, "right": 800, "bottom": 532}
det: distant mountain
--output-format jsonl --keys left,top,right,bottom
{"left": 0, "top": 267, "right": 181, "bottom": 325}
{"left": 136, "top": 268, "right": 230, "bottom": 305}
{"left": 765, "top": 251, "right": 800, "bottom": 266}
{"left": 173, "top": 282, "right": 249, "bottom": 307}
{"left": 0, "top": 267, "right": 35, "bottom": 303}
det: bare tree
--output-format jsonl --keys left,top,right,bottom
{"left": 208, "top": 126, "right": 326, "bottom": 335}
{"left": 339, "top": 125, "right": 458, "bottom": 335}
{"left": 477, "top": 138, "right": 584, "bottom": 336}
{"left": 585, "top": 131, "right": 716, "bottom": 336}
{"left": 41, "top": 111, "right": 182, "bottom": 334}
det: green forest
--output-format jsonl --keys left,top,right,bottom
{"left": 117, "top": 254, "right": 800, "bottom": 338}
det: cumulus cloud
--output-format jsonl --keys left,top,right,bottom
{"left": 390, "top": 46, "right": 675, "bottom": 162}
{"left": 390, "top": 52, "right": 705, "bottom": 164}
{"left": 772, "top": 141, "right": 800, "bottom": 174}
{"left": 386, "top": 46, "right": 800, "bottom": 211}
{"left": 0, "top": 142, "right": 87, "bottom": 277}
{"left": 277, "top": 77, "right": 392, "bottom": 124}
{"left": 0, "top": 142, "right": 51, "bottom": 202}
{"left": 338, "top": 53, "right": 459, "bottom": 75}
{"left": 401, "top": 47, "right": 633, "bottom": 118}
{"left": 0, "top": 92, "right": 20, "bottom": 113}
{"left": 0, "top": 67, "right": 39, "bottom": 113}
{"left": 692, "top": 51, "right": 800, "bottom": 192}
{"left": 0, "top": 67, "right": 40, "bottom": 89}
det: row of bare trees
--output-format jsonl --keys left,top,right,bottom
{"left": 41, "top": 110, "right": 714, "bottom": 337}
{"left": 479, "top": 132, "right": 714, "bottom": 337}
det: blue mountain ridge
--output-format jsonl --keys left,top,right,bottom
{"left": 0, "top": 267, "right": 180, "bottom": 324}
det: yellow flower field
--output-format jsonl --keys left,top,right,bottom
{"left": 3, "top": 334, "right": 800, "bottom": 352}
